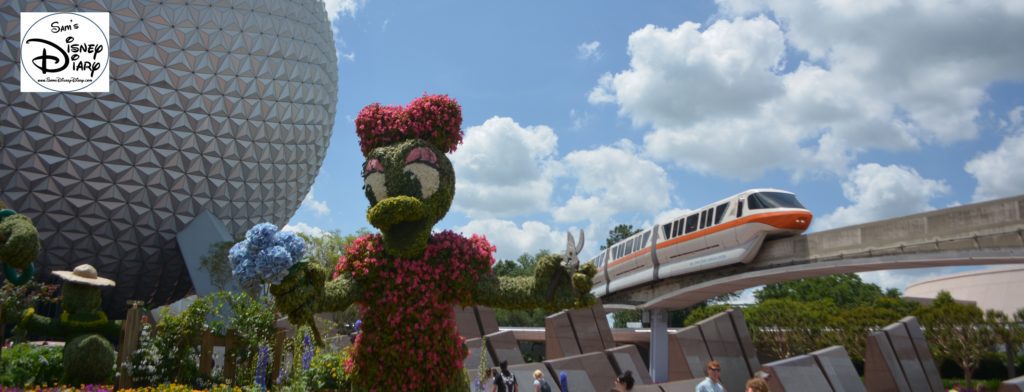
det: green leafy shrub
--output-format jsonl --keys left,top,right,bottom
{"left": 128, "top": 291, "right": 276, "bottom": 388}
{"left": 301, "top": 346, "right": 352, "bottom": 391}
{"left": 129, "top": 298, "right": 210, "bottom": 386}
{"left": 0, "top": 342, "right": 63, "bottom": 387}
{"left": 223, "top": 292, "right": 276, "bottom": 384}
{"left": 0, "top": 280, "right": 59, "bottom": 325}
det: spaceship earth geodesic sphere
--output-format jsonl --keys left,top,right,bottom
{"left": 0, "top": 0, "right": 338, "bottom": 316}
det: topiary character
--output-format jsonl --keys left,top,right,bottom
{"left": 248, "top": 94, "right": 597, "bottom": 391}
{"left": 0, "top": 203, "right": 41, "bottom": 285}
{"left": 17, "top": 264, "right": 121, "bottom": 385}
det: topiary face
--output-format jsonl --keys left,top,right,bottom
{"left": 362, "top": 138, "right": 455, "bottom": 258}
{"left": 61, "top": 283, "right": 103, "bottom": 315}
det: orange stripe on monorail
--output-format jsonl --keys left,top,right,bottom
{"left": 604, "top": 210, "right": 812, "bottom": 270}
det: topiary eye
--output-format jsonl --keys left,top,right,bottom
{"left": 404, "top": 147, "right": 438, "bottom": 167}
{"left": 362, "top": 159, "right": 387, "bottom": 203}
{"left": 362, "top": 159, "right": 385, "bottom": 177}
{"left": 404, "top": 147, "right": 440, "bottom": 199}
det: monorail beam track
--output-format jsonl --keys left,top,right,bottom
{"left": 602, "top": 194, "right": 1024, "bottom": 310}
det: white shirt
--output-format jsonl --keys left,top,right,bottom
{"left": 696, "top": 377, "right": 726, "bottom": 392}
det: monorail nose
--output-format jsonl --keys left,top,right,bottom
{"left": 761, "top": 210, "right": 813, "bottom": 231}
{"left": 784, "top": 211, "right": 813, "bottom": 230}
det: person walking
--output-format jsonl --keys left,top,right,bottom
{"left": 746, "top": 377, "right": 769, "bottom": 392}
{"left": 696, "top": 360, "right": 726, "bottom": 392}
{"left": 493, "top": 360, "right": 518, "bottom": 392}
{"left": 612, "top": 370, "right": 635, "bottom": 391}
{"left": 533, "top": 369, "right": 553, "bottom": 392}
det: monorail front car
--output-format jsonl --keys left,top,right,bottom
{"left": 588, "top": 189, "right": 812, "bottom": 296}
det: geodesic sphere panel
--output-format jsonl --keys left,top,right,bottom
{"left": 0, "top": 0, "right": 338, "bottom": 317}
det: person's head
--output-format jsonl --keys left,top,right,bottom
{"left": 614, "top": 370, "right": 634, "bottom": 390}
{"left": 706, "top": 360, "right": 722, "bottom": 382}
{"left": 534, "top": 370, "right": 543, "bottom": 380}
{"left": 746, "top": 377, "right": 769, "bottom": 392}
{"left": 500, "top": 360, "right": 509, "bottom": 373}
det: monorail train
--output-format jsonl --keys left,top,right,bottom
{"left": 587, "top": 189, "right": 812, "bottom": 296}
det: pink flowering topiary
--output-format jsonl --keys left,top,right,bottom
{"left": 335, "top": 232, "right": 494, "bottom": 390}
{"left": 261, "top": 94, "right": 595, "bottom": 392}
{"left": 355, "top": 94, "right": 462, "bottom": 156}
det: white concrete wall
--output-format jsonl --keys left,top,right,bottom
{"left": 904, "top": 266, "right": 1024, "bottom": 315}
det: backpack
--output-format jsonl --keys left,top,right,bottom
{"left": 498, "top": 371, "right": 516, "bottom": 392}
{"left": 493, "top": 372, "right": 516, "bottom": 392}
{"left": 539, "top": 379, "right": 552, "bottom": 392}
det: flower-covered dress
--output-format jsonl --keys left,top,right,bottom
{"left": 334, "top": 231, "right": 495, "bottom": 391}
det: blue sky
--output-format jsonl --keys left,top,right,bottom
{"left": 285, "top": 0, "right": 1024, "bottom": 296}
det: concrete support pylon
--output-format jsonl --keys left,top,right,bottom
{"left": 648, "top": 308, "right": 669, "bottom": 383}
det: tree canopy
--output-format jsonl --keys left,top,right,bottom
{"left": 602, "top": 224, "right": 640, "bottom": 250}
{"left": 754, "top": 273, "right": 894, "bottom": 308}
{"left": 915, "top": 291, "right": 995, "bottom": 385}
{"left": 736, "top": 274, "right": 918, "bottom": 361}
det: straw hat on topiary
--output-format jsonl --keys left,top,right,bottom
{"left": 52, "top": 264, "right": 115, "bottom": 287}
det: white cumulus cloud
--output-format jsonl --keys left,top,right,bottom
{"left": 323, "top": 0, "right": 363, "bottom": 21}
{"left": 815, "top": 163, "right": 950, "bottom": 230}
{"left": 965, "top": 106, "right": 1024, "bottom": 202}
{"left": 282, "top": 222, "right": 330, "bottom": 238}
{"left": 553, "top": 140, "right": 672, "bottom": 225}
{"left": 590, "top": 17, "right": 785, "bottom": 129}
{"left": 456, "top": 219, "right": 565, "bottom": 261}
{"left": 450, "top": 117, "right": 561, "bottom": 218}
{"left": 301, "top": 188, "right": 331, "bottom": 216}
{"left": 449, "top": 119, "right": 675, "bottom": 258}
{"left": 592, "top": 1, "right": 1024, "bottom": 179}
{"left": 578, "top": 41, "right": 602, "bottom": 61}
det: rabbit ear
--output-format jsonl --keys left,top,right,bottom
{"left": 566, "top": 232, "right": 576, "bottom": 256}
{"left": 575, "top": 230, "right": 585, "bottom": 254}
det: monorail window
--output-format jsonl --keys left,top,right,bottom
{"left": 748, "top": 192, "right": 805, "bottom": 209}
{"left": 685, "top": 214, "right": 699, "bottom": 234}
{"left": 699, "top": 210, "right": 708, "bottom": 229}
{"left": 703, "top": 209, "right": 713, "bottom": 228}
{"left": 737, "top": 200, "right": 744, "bottom": 218}
{"left": 672, "top": 219, "right": 683, "bottom": 237}
{"left": 642, "top": 231, "right": 651, "bottom": 246}
{"left": 714, "top": 203, "right": 728, "bottom": 224}
{"left": 624, "top": 240, "right": 634, "bottom": 255}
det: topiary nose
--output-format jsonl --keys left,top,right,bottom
{"left": 366, "top": 195, "right": 428, "bottom": 230}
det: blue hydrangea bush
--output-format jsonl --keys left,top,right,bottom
{"left": 228, "top": 223, "right": 307, "bottom": 291}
